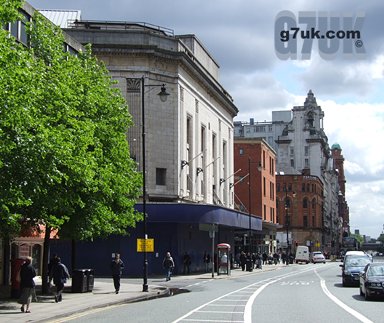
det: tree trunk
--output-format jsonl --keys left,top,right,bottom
{"left": 41, "top": 226, "right": 51, "bottom": 294}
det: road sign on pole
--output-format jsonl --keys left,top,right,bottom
{"left": 137, "top": 238, "right": 154, "bottom": 252}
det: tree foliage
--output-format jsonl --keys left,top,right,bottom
{"left": 0, "top": 2, "right": 142, "bottom": 240}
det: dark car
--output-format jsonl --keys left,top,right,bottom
{"left": 359, "top": 262, "right": 384, "bottom": 300}
{"left": 340, "top": 255, "right": 372, "bottom": 287}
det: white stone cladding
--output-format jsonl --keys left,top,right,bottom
{"left": 62, "top": 21, "right": 238, "bottom": 209}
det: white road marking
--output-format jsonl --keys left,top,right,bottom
{"left": 174, "top": 267, "right": 315, "bottom": 323}
{"left": 244, "top": 278, "right": 279, "bottom": 323}
{"left": 244, "top": 266, "right": 323, "bottom": 323}
{"left": 314, "top": 269, "right": 374, "bottom": 323}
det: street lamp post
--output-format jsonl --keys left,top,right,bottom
{"left": 248, "top": 157, "right": 252, "bottom": 254}
{"left": 284, "top": 187, "right": 296, "bottom": 265}
{"left": 141, "top": 77, "right": 169, "bottom": 292}
{"left": 284, "top": 187, "right": 290, "bottom": 265}
{"left": 247, "top": 157, "right": 262, "bottom": 255}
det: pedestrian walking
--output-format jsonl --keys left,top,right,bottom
{"left": 162, "top": 251, "right": 175, "bottom": 281}
{"left": 110, "top": 253, "right": 124, "bottom": 294}
{"left": 203, "top": 251, "right": 210, "bottom": 272}
{"left": 240, "top": 251, "right": 246, "bottom": 271}
{"left": 18, "top": 257, "right": 36, "bottom": 313}
{"left": 183, "top": 252, "right": 191, "bottom": 275}
{"left": 255, "top": 253, "right": 262, "bottom": 269}
{"left": 50, "top": 257, "right": 70, "bottom": 302}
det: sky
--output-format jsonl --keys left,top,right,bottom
{"left": 28, "top": 0, "right": 384, "bottom": 240}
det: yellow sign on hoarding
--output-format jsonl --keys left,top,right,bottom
{"left": 137, "top": 238, "right": 154, "bottom": 252}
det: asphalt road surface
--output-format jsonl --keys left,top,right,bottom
{"left": 60, "top": 259, "right": 384, "bottom": 323}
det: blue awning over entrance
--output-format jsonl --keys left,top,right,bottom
{"left": 135, "top": 203, "right": 262, "bottom": 231}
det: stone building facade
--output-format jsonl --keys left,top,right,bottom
{"left": 38, "top": 16, "right": 263, "bottom": 275}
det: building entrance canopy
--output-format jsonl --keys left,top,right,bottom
{"left": 135, "top": 203, "right": 262, "bottom": 231}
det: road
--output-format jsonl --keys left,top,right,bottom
{"left": 61, "top": 259, "right": 384, "bottom": 323}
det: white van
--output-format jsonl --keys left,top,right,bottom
{"left": 295, "top": 246, "right": 309, "bottom": 264}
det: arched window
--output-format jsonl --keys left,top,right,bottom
{"left": 303, "top": 197, "right": 308, "bottom": 208}
{"left": 312, "top": 198, "right": 316, "bottom": 209}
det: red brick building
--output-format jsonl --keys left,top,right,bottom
{"left": 276, "top": 174, "right": 324, "bottom": 253}
{"left": 331, "top": 144, "right": 350, "bottom": 237}
{"left": 234, "top": 138, "right": 277, "bottom": 254}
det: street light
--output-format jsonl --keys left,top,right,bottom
{"left": 284, "top": 186, "right": 296, "bottom": 265}
{"left": 141, "top": 77, "right": 169, "bottom": 292}
{"left": 247, "top": 157, "right": 262, "bottom": 254}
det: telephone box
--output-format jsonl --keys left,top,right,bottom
{"left": 217, "top": 243, "right": 231, "bottom": 275}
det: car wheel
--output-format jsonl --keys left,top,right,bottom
{"left": 365, "top": 291, "right": 371, "bottom": 301}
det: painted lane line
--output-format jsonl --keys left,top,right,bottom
{"left": 244, "top": 278, "right": 280, "bottom": 323}
{"left": 182, "top": 320, "right": 243, "bottom": 322}
{"left": 174, "top": 267, "right": 316, "bottom": 323}
{"left": 197, "top": 310, "right": 244, "bottom": 314}
{"left": 314, "top": 269, "right": 373, "bottom": 323}
{"left": 244, "top": 266, "right": 323, "bottom": 323}
{"left": 207, "top": 304, "right": 246, "bottom": 307}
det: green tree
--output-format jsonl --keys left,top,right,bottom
{"left": 0, "top": 2, "right": 142, "bottom": 291}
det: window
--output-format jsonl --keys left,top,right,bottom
{"left": 239, "top": 148, "right": 244, "bottom": 155}
{"left": 290, "top": 147, "right": 294, "bottom": 156}
{"left": 305, "top": 158, "right": 309, "bottom": 168}
{"left": 302, "top": 183, "right": 305, "bottom": 192}
{"left": 263, "top": 204, "right": 267, "bottom": 220}
{"left": 270, "top": 182, "right": 274, "bottom": 200}
{"left": 290, "top": 159, "right": 294, "bottom": 167}
{"left": 303, "top": 198, "right": 308, "bottom": 208}
{"left": 263, "top": 177, "right": 266, "bottom": 197}
{"left": 20, "top": 12, "right": 29, "bottom": 45}
{"left": 10, "top": 21, "right": 18, "bottom": 38}
{"left": 303, "top": 215, "right": 308, "bottom": 227}
{"left": 305, "top": 146, "right": 309, "bottom": 156}
{"left": 156, "top": 168, "right": 166, "bottom": 186}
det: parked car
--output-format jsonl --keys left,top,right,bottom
{"left": 311, "top": 251, "right": 326, "bottom": 264}
{"left": 359, "top": 262, "right": 384, "bottom": 300}
{"left": 340, "top": 255, "right": 372, "bottom": 287}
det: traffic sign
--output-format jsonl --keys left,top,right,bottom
{"left": 137, "top": 238, "right": 154, "bottom": 252}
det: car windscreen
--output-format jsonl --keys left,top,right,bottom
{"left": 368, "top": 265, "right": 384, "bottom": 276}
{"left": 345, "top": 256, "right": 371, "bottom": 267}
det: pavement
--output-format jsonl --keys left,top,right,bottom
{"left": 0, "top": 263, "right": 286, "bottom": 323}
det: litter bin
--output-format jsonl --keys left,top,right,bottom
{"left": 72, "top": 269, "right": 88, "bottom": 293}
{"left": 246, "top": 259, "right": 253, "bottom": 272}
{"left": 87, "top": 269, "right": 94, "bottom": 292}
